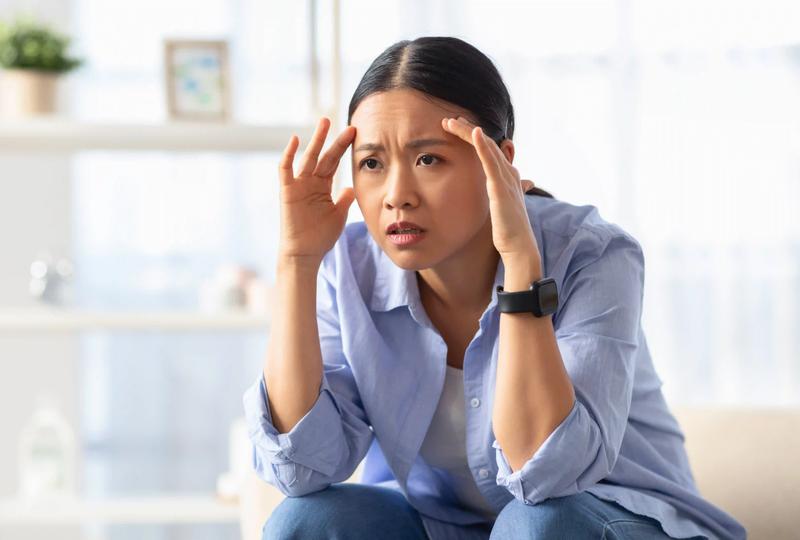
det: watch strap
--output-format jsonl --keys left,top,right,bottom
{"left": 496, "top": 277, "right": 558, "bottom": 317}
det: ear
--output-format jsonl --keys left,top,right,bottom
{"left": 499, "top": 139, "right": 515, "bottom": 164}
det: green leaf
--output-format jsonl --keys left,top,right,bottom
{"left": 0, "top": 16, "right": 83, "bottom": 73}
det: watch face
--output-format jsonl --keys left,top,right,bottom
{"left": 538, "top": 280, "right": 559, "bottom": 313}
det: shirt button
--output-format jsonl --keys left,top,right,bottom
{"left": 478, "top": 468, "right": 489, "bottom": 479}
{"left": 470, "top": 397, "right": 481, "bottom": 408}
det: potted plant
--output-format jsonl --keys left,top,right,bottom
{"left": 0, "top": 16, "right": 83, "bottom": 117}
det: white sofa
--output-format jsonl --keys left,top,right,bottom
{"left": 239, "top": 407, "right": 800, "bottom": 540}
{"left": 670, "top": 406, "right": 800, "bottom": 540}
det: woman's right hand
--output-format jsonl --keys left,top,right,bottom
{"left": 277, "top": 117, "right": 357, "bottom": 264}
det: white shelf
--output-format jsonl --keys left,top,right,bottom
{"left": 0, "top": 118, "right": 315, "bottom": 153}
{"left": 0, "top": 307, "right": 271, "bottom": 332}
{"left": 0, "top": 494, "right": 239, "bottom": 524}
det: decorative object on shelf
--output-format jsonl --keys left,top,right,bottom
{"left": 0, "top": 15, "right": 83, "bottom": 117}
{"left": 199, "top": 264, "right": 257, "bottom": 312}
{"left": 164, "top": 39, "right": 231, "bottom": 122}
{"left": 29, "top": 251, "right": 73, "bottom": 306}
{"left": 17, "top": 394, "right": 78, "bottom": 501}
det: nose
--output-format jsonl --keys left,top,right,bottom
{"left": 383, "top": 169, "right": 419, "bottom": 210}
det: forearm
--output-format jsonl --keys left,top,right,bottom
{"left": 263, "top": 255, "right": 325, "bottom": 434}
{"left": 492, "top": 255, "right": 576, "bottom": 472}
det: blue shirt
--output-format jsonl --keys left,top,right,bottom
{"left": 243, "top": 194, "right": 746, "bottom": 540}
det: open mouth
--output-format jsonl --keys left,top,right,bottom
{"left": 385, "top": 220, "right": 426, "bottom": 246}
{"left": 386, "top": 229, "right": 426, "bottom": 246}
{"left": 388, "top": 227, "right": 423, "bottom": 234}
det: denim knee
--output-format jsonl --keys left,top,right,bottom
{"left": 261, "top": 483, "right": 427, "bottom": 540}
{"left": 262, "top": 488, "right": 342, "bottom": 540}
{"left": 490, "top": 491, "right": 600, "bottom": 539}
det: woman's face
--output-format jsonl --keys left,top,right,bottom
{"left": 350, "top": 88, "right": 508, "bottom": 271}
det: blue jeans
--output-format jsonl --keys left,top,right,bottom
{"left": 262, "top": 483, "right": 697, "bottom": 539}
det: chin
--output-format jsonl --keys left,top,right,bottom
{"left": 378, "top": 240, "right": 435, "bottom": 271}
{"left": 383, "top": 250, "right": 428, "bottom": 271}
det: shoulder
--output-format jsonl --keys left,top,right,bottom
{"left": 526, "top": 196, "right": 646, "bottom": 332}
{"left": 524, "top": 194, "right": 644, "bottom": 277}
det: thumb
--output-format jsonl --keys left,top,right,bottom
{"left": 335, "top": 186, "right": 356, "bottom": 217}
{"left": 521, "top": 179, "right": 535, "bottom": 193}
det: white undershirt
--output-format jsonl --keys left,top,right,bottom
{"left": 418, "top": 365, "right": 497, "bottom": 519}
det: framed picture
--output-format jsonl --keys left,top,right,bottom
{"left": 164, "top": 39, "right": 231, "bottom": 121}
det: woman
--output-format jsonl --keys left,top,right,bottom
{"left": 244, "top": 36, "right": 746, "bottom": 540}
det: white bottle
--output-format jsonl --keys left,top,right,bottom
{"left": 18, "top": 395, "right": 77, "bottom": 501}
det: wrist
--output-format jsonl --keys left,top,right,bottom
{"left": 277, "top": 253, "right": 322, "bottom": 274}
{"left": 502, "top": 255, "right": 543, "bottom": 292}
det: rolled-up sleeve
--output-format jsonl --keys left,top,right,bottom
{"left": 493, "top": 230, "right": 645, "bottom": 505}
{"left": 242, "top": 250, "right": 374, "bottom": 497}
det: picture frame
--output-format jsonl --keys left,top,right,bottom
{"left": 163, "top": 39, "right": 231, "bottom": 122}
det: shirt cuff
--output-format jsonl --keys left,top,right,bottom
{"left": 493, "top": 399, "right": 601, "bottom": 505}
{"left": 243, "top": 372, "right": 346, "bottom": 477}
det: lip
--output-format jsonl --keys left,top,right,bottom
{"left": 386, "top": 220, "right": 426, "bottom": 248}
{"left": 387, "top": 230, "right": 426, "bottom": 247}
{"left": 385, "top": 220, "right": 426, "bottom": 234}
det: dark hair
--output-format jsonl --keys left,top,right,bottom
{"left": 347, "top": 36, "right": 555, "bottom": 199}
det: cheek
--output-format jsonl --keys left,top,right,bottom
{"left": 353, "top": 186, "right": 383, "bottom": 234}
{"left": 354, "top": 183, "right": 378, "bottom": 208}
{"left": 424, "top": 189, "right": 489, "bottom": 246}
{"left": 430, "top": 178, "right": 489, "bottom": 217}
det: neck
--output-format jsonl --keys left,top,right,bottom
{"left": 417, "top": 221, "right": 500, "bottom": 315}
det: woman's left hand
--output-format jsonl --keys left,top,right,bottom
{"left": 442, "top": 116, "right": 541, "bottom": 266}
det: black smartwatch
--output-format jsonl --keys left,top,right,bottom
{"left": 496, "top": 278, "right": 559, "bottom": 317}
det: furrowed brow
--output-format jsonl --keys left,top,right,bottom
{"left": 354, "top": 138, "right": 450, "bottom": 154}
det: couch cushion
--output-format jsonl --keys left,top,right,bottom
{"left": 671, "top": 406, "right": 800, "bottom": 540}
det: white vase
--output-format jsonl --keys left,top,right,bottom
{"left": 0, "top": 68, "right": 60, "bottom": 117}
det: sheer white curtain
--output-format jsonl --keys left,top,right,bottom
{"left": 336, "top": 0, "right": 800, "bottom": 406}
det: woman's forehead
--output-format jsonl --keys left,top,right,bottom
{"left": 349, "top": 91, "right": 480, "bottom": 157}
{"left": 352, "top": 89, "right": 471, "bottom": 126}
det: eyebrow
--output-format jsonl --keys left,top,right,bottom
{"left": 354, "top": 138, "right": 450, "bottom": 154}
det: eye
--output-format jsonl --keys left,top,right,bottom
{"left": 418, "top": 154, "right": 440, "bottom": 166}
{"left": 357, "top": 154, "right": 441, "bottom": 171}
{"left": 359, "top": 158, "right": 380, "bottom": 171}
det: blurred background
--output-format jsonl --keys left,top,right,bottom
{"left": 0, "top": 0, "right": 797, "bottom": 539}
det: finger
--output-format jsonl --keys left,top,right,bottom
{"left": 278, "top": 134, "right": 300, "bottom": 186}
{"left": 441, "top": 116, "right": 474, "bottom": 145}
{"left": 441, "top": 117, "right": 502, "bottom": 180}
{"left": 314, "top": 125, "right": 356, "bottom": 178}
{"left": 296, "top": 117, "right": 331, "bottom": 177}
{"left": 479, "top": 127, "right": 518, "bottom": 184}
{"left": 443, "top": 116, "right": 513, "bottom": 172}
{"left": 471, "top": 126, "right": 504, "bottom": 184}
{"left": 521, "top": 179, "right": 535, "bottom": 193}
{"left": 462, "top": 117, "right": 513, "bottom": 170}
{"left": 334, "top": 186, "right": 356, "bottom": 218}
